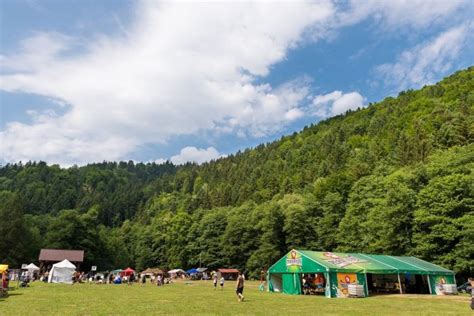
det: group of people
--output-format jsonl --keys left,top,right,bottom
{"left": 140, "top": 273, "right": 165, "bottom": 286}
{"left": 212, "top": 272, "right": 245, "bottom": 302}
{"left": 302, "top": 274, "right": 325, "bottom": 295}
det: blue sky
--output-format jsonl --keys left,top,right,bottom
{"left": 1, "top": 0, "right": 473, "bottom": 166}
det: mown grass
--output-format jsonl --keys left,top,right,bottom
{"left": 0, "top": 280, "right": 471, "bottom": 315}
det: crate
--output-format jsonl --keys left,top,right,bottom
{"left": 442, "top": 284, "right": 458, "bottom": 294}
{"left": 348, "top": 284, "right": 365, "bottom": 297}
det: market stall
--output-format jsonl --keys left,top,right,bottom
{"left": 268, "top": 250, "right": 456, "bottom": 298}
{"left": 121, "top": 267, "right": 135, "bottom": 277}
{"left": 25, "top": 263, "right": 40, "bottom": 278}
{"left": 168, "top": 269, "right": 186, "bottom": 279}
{"left": 217, "top": 268, "right": 239, "bottom": 280}
{"left": 48, "top": 259, "right": 76, "bottom": 284}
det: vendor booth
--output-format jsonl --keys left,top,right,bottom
{"left": 121, "top": 267, "right": 135, "bottom": 277}
{"left": 25, "top": 263, "right": 40, "bottom": 278}
{"left": 141, "top": 268, "right": 164, "bottom": 276}
{"left": 110, "top": 269, "right": 123, "bottom": 275}
{"left": 168, "top": 269, "right": 186, "bottom": 278}
{"left": 217, "top": 269, "right": 239, "bottom": 280}
{"left": 48, "top": 259, "right": 76, "bottom": 284}
{"left": 268, "top": 250, "right": 456, "bottom": 298}
{"left": 186, "top": 268, "right": 208, "bottom": 280}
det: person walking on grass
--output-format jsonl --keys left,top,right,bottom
{"left": 213, "top": 274, "right": 218, "bottom": 290}
{"left": 236, "top": 272, "right": 245, "bottom": 302}
{"left": 220, "top": 276, "right": 225, "bottom": 290}
{"left": 129, "top": 273, "right": 135, "bottom": 285}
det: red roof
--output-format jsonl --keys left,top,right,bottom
{"left": 39, "top": 249, "right": 84, "bottom": 262}
{"left": 218, "top": 269, "right": 239, "bottom": 273}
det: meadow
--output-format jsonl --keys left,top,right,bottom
{"left": 0, "top": 280, "right": 471, "bottom": 315}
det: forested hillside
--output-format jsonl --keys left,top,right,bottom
{"left": 1, "top": 67, "right": 473, "bottom": 279}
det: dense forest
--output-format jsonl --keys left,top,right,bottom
{"left": 1, "top": 67, "right": 473, "bottom": 280}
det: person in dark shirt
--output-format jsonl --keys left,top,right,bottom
{"left": 235, "top": 272, "right": 245, "bottom": 302}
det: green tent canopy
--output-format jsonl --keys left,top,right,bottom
{"left": 268, "top": 250, "right": 456, "bottom": 298}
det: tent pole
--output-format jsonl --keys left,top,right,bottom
{"left": 397, "top": 273, "right": 403, "bottom": 294}
{"left": 326, "top": 271, "right": 332, "bottom": 298}
{"left": 427, "top": 274, "right": 433, "bottom": 295}
{"left": 364, "top": 273, "right": 369, "bottom": 297}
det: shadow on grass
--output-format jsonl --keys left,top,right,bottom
{"left": 0, "top": 292, "right": 24, "bottom": 301}
{"left": 7, "top": 292, "right": 24, "bottom": 296}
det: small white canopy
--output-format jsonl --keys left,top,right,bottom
{"left": 48, "top": 259, "right": 76, "bottom": 284}
{"left": 168, "top": 269, "right": 185, "bottom": 274}
{"left": 25, "top": 263, "right": 39, "bottom": 270}
{"left": 53, "top": 259, "right": 76, "bottom": 269}
{"left": 25, "top": 263, "right": 40, "bottom": 277}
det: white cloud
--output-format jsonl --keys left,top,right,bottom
{"left": 376, "top": 23, "right": 473, "bottom": 91}
{"left": 153, "top": 158, "right": 167, "bottom": 165}
{"left": 312, "top": 91, "right": 365, "bottom": 117}
{"left": 0, "top": 1, "right": 335, "bottom": 165}
{"left": 169, "top": 146, "right": 223, "bottom": 165}
{"left": 0, "top": 0, "right": 471, "bottom": 165}
{"left": 339, "top": 0, "right": 470, "bottom": 30}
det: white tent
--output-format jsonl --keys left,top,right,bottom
{"left": 48, "top": 259, "right": 76, "bottom": 284}
{"left": 25, "top": 263, "right": 39, "bottom": 277}
{"left": 168, "top": 269, "right": 186, "bottom": 275}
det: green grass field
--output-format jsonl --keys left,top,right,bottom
{"left": 0, "top": 280, "right": 471, "bottom": 315}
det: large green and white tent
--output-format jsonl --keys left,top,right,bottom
{"left": 268, "top": 250, "right": 456, "bottom": 298}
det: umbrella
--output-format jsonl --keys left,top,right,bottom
{"left": 0, "top": 265, "right": 8, "bottom": 273}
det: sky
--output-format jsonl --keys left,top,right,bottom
{"left": 1, "top": 0, "right": 473, "bottom": 166}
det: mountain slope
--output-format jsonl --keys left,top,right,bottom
{"left": 1, "top": 67, "right": 473, "bottom": 278}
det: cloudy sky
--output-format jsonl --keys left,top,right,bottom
{"left": 1, "top": 0, "right": 473, "bottom": 166}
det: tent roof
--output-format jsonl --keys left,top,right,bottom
{"left": 269, "top": 250, "right": 454, "bottom": 275}
{"left": 186, "top": 268, "right": 199, "bottom": 274}
{"left": 52, "top": 259, "right": 76, "bottom": 269}
{"left": 26, "top": 263, "right": 40, "bottom": 270}
{"left": 218, "top": 269, "right": 239, "bottom": 273}
{"left": 196, "top": 268, "right": 208, "bottom": 273}
{"left": 168, "top": 269, "right": 185, "bottom": 274}
{"left": 141, "top": 268, "right": 164, "bottom": 274}
{"left": 123, "top": 267, "right": 135, "bottom": 273}
{"left": 39, "top": 249, "right": 84, "bottom": 262}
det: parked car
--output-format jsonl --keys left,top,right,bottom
{"left": 457, "top": 282, "right": 472, "bottom": 294}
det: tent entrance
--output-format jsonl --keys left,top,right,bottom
{"left": 367, "top": 274, "right": 402, "bottom": 295}
{"left": 268, "top": 274, "right": 283, "bottom": 293}
{"left": 405, "top": 274, "right": 430, "bottom": 294}
{"left": 301, "top": 273, "right": 326, "bottom": 295}
{"left": 366, "top": 273, "right": 430, "bottom": 295}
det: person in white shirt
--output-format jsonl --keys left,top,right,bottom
{"left": 220, "top": 276, "right": 225, "bottom": 290}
